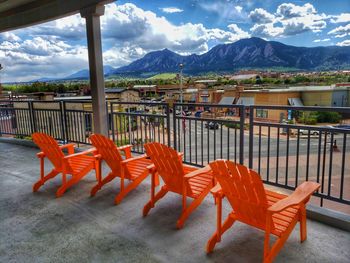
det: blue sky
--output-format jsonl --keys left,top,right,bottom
{"left": 0, "top": 0, "right": 349, "bottom": 82}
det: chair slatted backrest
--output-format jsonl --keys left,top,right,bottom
{"left": 145, "top": 142, "right": 191, "bottom": 195}
{"left": 32, "top": 132, "right": 65, "bottom": 169}
{"left": 209, "top": 160, "right": 270, "bottom": 230}
{"left": 90, "top": 134, "right": 123, "bottom": 175}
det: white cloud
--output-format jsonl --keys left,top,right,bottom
{"left": 235, "top": 6, "right": 243, "bottom": 13}
{"left": 249, "top": 3, "right": 328, "bottom": 38}
{"left": 313, "top": 38, "right": 330, "bottom": 43}
{"left": 336, "top": 39, "right": 350, "bottom": 46}
{"left": 330, "top": 13, "right": 350, "bottom": 23}
{"left": 0, "top": 3, "right": 251, "bottom": 82}
{"left": 199, "top": 1, "right": 247, "bottom": 22}
{"left": 13, "top": 14, "right": 86, "bottom": 41}
{"left": 276, "top": 3, "right": 316, "bottom": 19}
{"left": 249, "top": 8, "right": 275, "bottom": 24}
{"left": 250, "top": 23, "right": 283, "bottom": 38}
{"left": 328, "top": 24, "right": 350, "bottom": 38}
{"left": 0, "top": 32, "right": 21, "bottom": 42}
{"left": 0, "top": 36, "right": 88, "bottom": 82}
{"left": 102, "top": 3, "right": 249, "bottom": 56}
{"left": 160, "top": 7, "right": 183, "bottom": 13}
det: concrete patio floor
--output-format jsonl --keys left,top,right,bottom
{"left": 0, "top": 142, "right": 349, "bottom": 263}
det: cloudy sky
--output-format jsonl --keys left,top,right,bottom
{"left": 0, "top": 0, "right": 349, "bottom": 82}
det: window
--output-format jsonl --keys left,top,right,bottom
{"left": 256, "top": 109, "right": 268, "bottom": 118}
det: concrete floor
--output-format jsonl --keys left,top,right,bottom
{"left": 0, "top": 142, "right": 349, "bottom": 263}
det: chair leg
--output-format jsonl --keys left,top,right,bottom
{"left": 264, "top": 220, "right": 298, "bottom": 263}
{"left": 56, "top": 169, "right": 91, "bottom": 197}
{"left": 206, "top": 214, "right": 236, "bottom": 253}
{"left": 90, "top": 171, "right": 115, "bottom": 196}
{"left": 33, "top": 169, "right": 59, "bottom": 192}
{"left": 299, "top": 204, "right": 307, "bottom": 242}
{"left": 176, "top": 185, "right": 211, "bottom": 229}
{"left": 143, "top": 186, "right": 168, "bottom": 217}
{"left": 114, "top": 170, "right": 149, "bottom": 205}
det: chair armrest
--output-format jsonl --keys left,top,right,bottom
{"left": 210, "top": 183, "right": 224, "bottom": 198}
{"left": 146, "top": 164, "right": 156, "bottom": 172}
{"left": 59, "top": 143, "right": 76, "bottom": 151}
{"left": 121, "top": 154, "right": 148, "bottom": 165}
{"left": 268, "top": 182, "right": 320, "bottom": 213}
{"left": 82, "top": 147, "right": 98, "bottom": 155}
{"left": 117, "top": 144, "right": 133, "bottom": 159}
{"left": 117, "top": 144, "right": 133, "bottom": 151}
{"left": 63, "top": 149, "right": 97, "bottom": 160}
{"left": 184, "top": 165, "right": 211, "bottom": 179}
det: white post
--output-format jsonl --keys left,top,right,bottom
{"left": 81, "top": 5, "right": 108, "bottom": 136}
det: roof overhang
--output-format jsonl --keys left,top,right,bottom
{"left": 0, "top": 0, "right": 114, "bottom": 33}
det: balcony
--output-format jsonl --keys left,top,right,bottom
{"left": 0, "top": 100, "right": 349, "bottom": 262}
{"left": 0, "top": 141, "right": 349, "bottom": 262}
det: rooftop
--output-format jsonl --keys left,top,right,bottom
{"left": 1, "top": 142, "right": 349, "bottom": 262}
{"left": 243, "top": 85, "right": 350, "bottom": 93}
{"left": 194, "top": 80, "right": 218, "bottom": 84}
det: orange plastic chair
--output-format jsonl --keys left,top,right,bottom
{"left": 89, "top": 134, "right": 153, "bottom": 204}
{"left": 143, "top": 142, "right": 214, "bottom": 229}
{"left": 207, "top": 160, "right": 320, "bottom": 263}
{"left": 32, "top": 132, "right": 100, "bottom": 197}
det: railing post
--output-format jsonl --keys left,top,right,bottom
{"left": 166, "top": 103, "right": 171, "bottom": 147}
{"left": 63, "top": 101, "right": 69, "bottom": 143}
{"left": 29, "top": 101, "right": 36, "bottom": 133}
{"left": 110, "top": 102, "right": 115, "bottom": 143}
{"left": 106, "top": 100, "right": 110, "bottom": 137}
{"left": 239, "top": 105, "right": 245, "bottom": 165}
{"left": 59, "top": 101, "right": 67, "bottom": 143}
{"left": 248, "top": 105, "right": 254, "bottom": 168}
{"left": 173, "top": 103, "right": 177, "bottom": 150}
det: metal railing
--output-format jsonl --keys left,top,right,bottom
{"left": 247, "top": 105, "right": 350, "bottom": 208}
{"left": 0, "top": 100, "right": 349, "bottom": 211}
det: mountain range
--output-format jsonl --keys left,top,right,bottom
{"left": 33, "top": 37, "right": 350, "bottom": 81}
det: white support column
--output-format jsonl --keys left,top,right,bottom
{"left": 81, "top": 5, "right": 108, "bottom": 136}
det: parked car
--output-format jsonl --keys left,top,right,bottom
{"left": 194, "top": 111, "right": 203, "bottom": 118}
{"left": 299, "top": 129, "right": 319, "bottom": 135}
{"left": 205, "top": 121, "right": 219, "bottom": 130}
{"left": 334, "top": 124, "right": 350, "bottom": 130}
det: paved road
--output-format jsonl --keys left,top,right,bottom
{"left": 174, "top": 118, "right": 348, "bottom": 165}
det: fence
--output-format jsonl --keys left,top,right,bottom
{"left": 0, "top": 100, "right": 349, "bottom": 211}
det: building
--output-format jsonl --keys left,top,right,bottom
{"left": 218, "top": 84, "right": 350, "bottom": 121}
{"left": 105, "top": 88, "right": 140, "bottom": 102}
{"left": 133, "top": 85, "right": 157, "bottom": 97}
{"left": 297, "top": 85, "right": 349, "bottom": 107}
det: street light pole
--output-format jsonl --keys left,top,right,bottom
{"left": 179, "top": 63, "right": 183, "bottom": 105}
{"left": 179, "top": 63, "right": 184, "bottom": 150}
{"left": 0, "top": 64, "right": 3, "bottom": 97}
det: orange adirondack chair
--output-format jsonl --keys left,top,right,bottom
{"left": 32, "top": 132, "right": 100, "bottom": 197}
{"left": 89, "top": 134, "right": 153, "bottom": 204}
{"left": 143, "top": 142, "right": 214, "bottom": 229}
{"left": 207, "top": 160, "right": 320, "bottom": 263}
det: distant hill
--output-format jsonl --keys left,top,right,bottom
{"left": 30, "top": 65, "right": 117, "bottom": 82}
{"left": 30, "top": 37, "right": 350, "bottom": 82}
{"left": 113, "top": 37, "right": 350, "bottom": 75}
